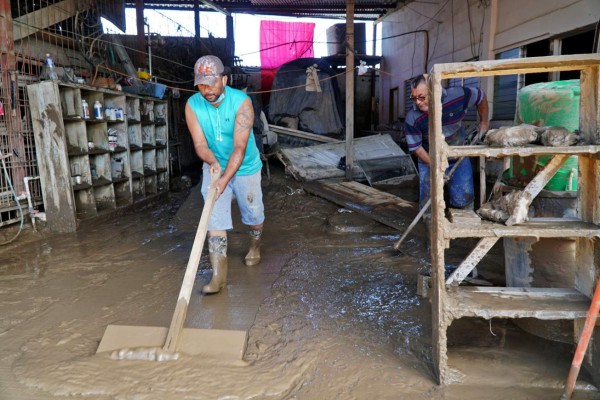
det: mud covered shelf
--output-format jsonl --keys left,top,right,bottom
{"left": 27, "top": 81, "right": 169, "bottom": 232}
{"left": 427, "top": 54, "right": 600, "bottom": 386}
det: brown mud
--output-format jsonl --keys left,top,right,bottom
{"left": 0, "top": 164, "right": 598, "bottom": 399}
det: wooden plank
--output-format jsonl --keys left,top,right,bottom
{"left": 433, "top": 54, "right": 600, "bottom": 79}
{"left": 345, "top": 0, "right": 355, "bottom": 180}
{"left": 506, "top": 154, "right": 570, "bottom": 225}
{"left": 26, "top": 81, "right": 78, "bottom": 232}
{"left": 444, "top": 219, "right": 600, "bottom": 239}
{"left": 13, "top": 0, "right": 92, "bottom": 41}
{"left": 447, "top": 208, "right": 481, "bottom": 225}
{"left": 446, "top": 287, "right": 591, "bottom": 320}
{"left": 303, "top": 180, "right": 419, "bottom": 232}
{"left": 577, "top": 63, "right": 600, "bottom": 389}
{"left": 429, "top": 70, "right": 448, "bottom": 386}
{"left": 269, "top": 124, "right": 340, "bottom": 143}
{"left": 446, "top": 144, "right": 600, "bottom": 158}
{"left": 445, "top": 237, "right": 498, "bottom": 286}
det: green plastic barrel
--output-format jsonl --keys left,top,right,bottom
{"left": 506, "top": 80, "right": 581, "bottom": 344}
{"left": 514, "top": 79, "right": 580, "bottom": 191}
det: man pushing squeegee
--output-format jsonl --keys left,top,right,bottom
{"left": 98, "top": 56, "right": 264, "bottom": 361}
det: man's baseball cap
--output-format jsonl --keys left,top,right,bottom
{"left": 194, "top": 55, "right": 224, "bottom": 86}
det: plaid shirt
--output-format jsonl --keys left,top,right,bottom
{"left": 404, "top": 86, "right": 484, "bottom": 153}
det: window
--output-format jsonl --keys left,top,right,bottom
{"left": 493, "top": 48, "right": 521, "bottom": 120}
{"left": 559, "top": 30, "right": 595, "bottom": 80}
{"left": 492, "top": 29, "right": 595, "bottom": 120}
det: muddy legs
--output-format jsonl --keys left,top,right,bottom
{"left": 203, "top": 230, "right": 261, "bottom": 293}
{"left": 244, "top": 229, "right": 262, "bottom": 266}
{"left": 202, "top": 235, "right": 228, "bottom": 294}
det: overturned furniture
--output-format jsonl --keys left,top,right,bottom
{"left": 276, "top": 133, "right": 416, "bottom": 183}
{"left": 428, "top": 54, "right": 600, "bottom": 387}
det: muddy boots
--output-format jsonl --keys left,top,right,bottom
{"left": 244, "top": 229, "right": 262, "bottom": 266}
{"left": 202, "top": 235, "right": 228, "bottom": 294}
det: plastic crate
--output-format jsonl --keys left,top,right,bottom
{"left": 121, "top": 82, "right": 167, "bottom": 99}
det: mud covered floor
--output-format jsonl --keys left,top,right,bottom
{"left": 0, "top": 164, "right": 598, "bottom": 399}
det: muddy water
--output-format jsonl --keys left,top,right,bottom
{"left": 0, "top": 165, "right": 598, "bottom": 399}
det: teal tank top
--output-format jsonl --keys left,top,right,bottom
{"left": 188, "top": 86, "right": 262, "bottom": 176}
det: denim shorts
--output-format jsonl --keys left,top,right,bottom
{"left": 201, "top": 164, "right": 265, "bottom": 231}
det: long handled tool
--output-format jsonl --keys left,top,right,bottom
{"left": 393, "top": 127, "right": 482, "bottom": 252}
{"left": 97, "top": 169, "right": 248, "bottom": 361}
{"left": 561, "top": 277, "right": 600, "bottom": 400}
{"left": 393, "top": 157, "right": 465, "bottom": 251}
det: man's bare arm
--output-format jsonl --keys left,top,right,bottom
{"left": 184, "top": 102, "right": 219, "bottom": 171}
{"left": 413, "top": 146, "right": 430, "bottom": 165}
{"left": 219, "top": 98, "right": 254, "bottom": 187}
{"left": 476, "top": 93, "right": 490, "bottom": 138}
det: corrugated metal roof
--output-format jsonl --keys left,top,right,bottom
{"left": 126, "top": 0, "right": 403, "bottom": 21}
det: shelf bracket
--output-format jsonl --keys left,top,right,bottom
{"left": 445, "top": 237, "right": 499, "bottom": 286}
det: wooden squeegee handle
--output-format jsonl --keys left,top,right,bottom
{"left": 163, "top": 169, "right": 220, "bottom": 353}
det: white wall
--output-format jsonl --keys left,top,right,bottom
{"left": 379, "top": 0, "right": 600, "bottom": 125}
{"left": 495, "top": 0, "right": 600, "bottom": 51}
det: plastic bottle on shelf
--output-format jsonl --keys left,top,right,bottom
{"left": 43, "top": 53, "right": 59, "bottom": 81}
{"left": 81, "top": 99, "right": 90, "bottom": 119}
{"left": 93, "top": 101, "right": 103, "bottom": 119}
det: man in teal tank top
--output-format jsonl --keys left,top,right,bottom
{"left": 185, "top": 55, "right": 265, "bottom": 294}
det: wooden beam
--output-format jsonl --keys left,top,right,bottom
{"left": 194, "top": 1, "right": 200, "bottom": 39}
{"left": 199, "top": 0, "right": 231, "bottom": 16}
{"left": 344, "top": 0, "right": 355, "bottom": 180}
{"left": 505, "top": 154, "right": 570, "bottom": 226}
{"left": 446, "top": 237, "right": 498, "bottom": 286}
{"left": 434, "top": 54, "right": 600, "bottom": 79}
{"left": 446, "top": 287, "right": 591, "bottom": 320}
{"left": 269, "top": 124, "right": 340, "bottom": 143}
{"left": 429, "top": 70, "right": 447, "bottom": 385}
{"left": 0, "top": 0, "right": 15, "bottom": 69}
{"left": 136, "top": 0, "right": 146, "bottom": 68}
{"left": 226, "top": 14, "right": 234, "bottom": 63}
{"left": 13, "top": 0, "right": 91, "bottom": 41}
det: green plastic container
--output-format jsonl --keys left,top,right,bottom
{"left": 535, "top": 155, "right": 578, "bottom": 191}
{"left": 513, "top": 79, "right": 580, "bottom": 191}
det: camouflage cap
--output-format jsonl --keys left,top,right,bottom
{"left": 194, "top": 55, "right": 225, "bottom": 86}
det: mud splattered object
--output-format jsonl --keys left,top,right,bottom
{"left": 484, "top": 124, "right": 579, "bottom": 147}
{"left": 111, "top": 347, "right": 180, "bottom": 361}
{"left": 477, "top": 190, "right": 524, "bottom": 223}
{"left": 484, "top": 124, "right": 539, "bottom": 147}
{"left": 539, "top": 126, "right": 580, "bottom": 147}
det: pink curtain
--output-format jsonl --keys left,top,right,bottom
{"left": 260, "top": 20, "right": 315, "bottom": 104}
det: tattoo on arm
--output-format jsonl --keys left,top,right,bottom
{"left": 234, "top": 100, "right": 254, "bottom": 135}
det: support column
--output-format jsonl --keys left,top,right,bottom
{"left": 135, "top": 0, "right": 146, "bottom": 68}
{"left": 194, "top": 1, "right": 200, "bottom": 40}
{"left": 0, "top": 0, "right": 15, "bottom": 71}
{"left": 0, "top": 0, "right": 26, "bottom": 195}
{"left": 226, "top": 14, "right": 234, "bottom": 65}
{"left": 344, "top": 0, "right": 355, "bottom": 180}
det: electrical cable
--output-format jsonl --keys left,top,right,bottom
{"left": 0, "top": 152, "right": 24, "bottom": 246}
